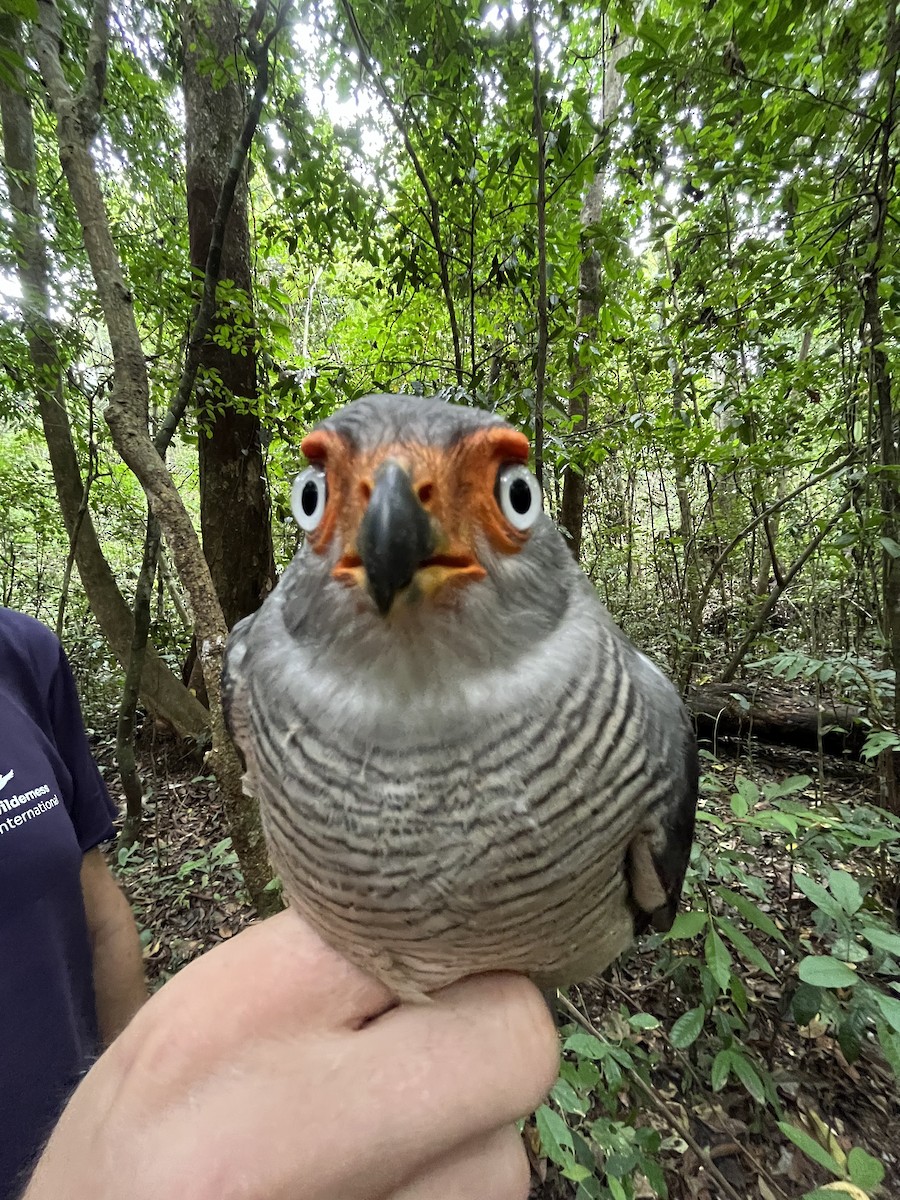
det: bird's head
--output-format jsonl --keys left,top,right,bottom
{"left": 225, "top": 395, "right": 586, "bottom": 736}
{"left": 269, "top": 395, "right": 578, "bottom": 680}
{"left": 293, "top": 394, "right": 549, "bottom": 619}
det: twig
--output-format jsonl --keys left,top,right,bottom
{"left": 556, "top": 992, "right": 749, "bottom": 1200}
{"left": 695, "top": 454, "right": 857, "bottom": 630}
{"left": 720, "top": 496, "right": 854, "bottom": 681}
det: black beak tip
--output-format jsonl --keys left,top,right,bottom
{"left": 358, "top": 460, "right": 435, "bottom": 615}
{"left": 369, "top": 577, "right": 400, "bottom": 616}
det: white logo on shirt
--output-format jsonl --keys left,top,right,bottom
{"left": 0, "top": 770, "right": 13, "bottom": 792}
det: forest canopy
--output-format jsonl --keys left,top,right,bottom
{"left": 1, "top": 0, "right": 899, "bottom": 1197}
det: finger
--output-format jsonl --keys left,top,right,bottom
{"left": 390, "top": 1125, "right": 531, "bottom": 1200}
{"left": 177, "top": 907, "right": 397, "bottom": 1027}
{"left": 194, "top": 970, "right": 559, "bottom": 1199}
{"left": 354, "top": 970, "right": 560, "bottom": 1149}
{"left": 116, "top": 908, "right": 395, "bottom": 1084}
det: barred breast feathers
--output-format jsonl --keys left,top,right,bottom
{"left": 260, "top": 594, "right": 604, "bottom": 755}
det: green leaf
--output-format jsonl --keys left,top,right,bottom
{"left": 861, "top": 730, "right": 900, "bottom": 760}
{"left": 711, "top": 1048, "right": 732, "bottom": 1091}
{"left": 669, "top": 1005, "right": 705, "bottom": 1048}
{"left": 838, "top": 1008, "right": 864, "bottom": 1064}
{"left": 798, "top": 956, "right": 859, "bottom": 989}
{"left": 561, "top": 1162, "right": 594, "bottom": 1183}
{"left": 847, "top": 1146, "right": 885, "bottom": 1189}
{"left": 551, "top": 1078, "right": 588, "bottom": 1116}
{"left": 800, "top": 1191, "right": 857, "bottom": 1200}
{"left": 764, "top": 774, "right": 812, "bottom": 799}
{"left": 705, "top": 928, "right": 733, "bottom": 989}
{"left": 562, "top": 1056, "right": 600, "bottom": 1090}
{"left": 777, "top": 1122, "right": 843, "bottom": 1177}
{"left": 574, "top": 1178, "right": 602, "bottom": 1200}
{"left": 792, "top": 982, "right": 823, "bottom": 1026}
{"left": 535, "top": 1104, "right": 574, "bottom": 1165}
{"left": 608, "top": 1178, "right": 628, "bottom": 1200}
{"left": 2, "top": 0, "right": 38, "bottom": 18}
{"left": 628, "top": 1012, "right": 661, "bottom": 1030}
{"left": 876, "top": 1019, "right": 900, "bottom": 1078}
{"left": 730, "top": 970, "right": 749, "bottom": 1016}
{"left": 665, "top": 909, "right": 708, "bottom": 939}
{"left": 718, "top": 887, "right": 788, "bottom": 944}
{"left": 770, "top": 811, "right": 799, "bottom": 836}
{"left": 827, "top": 869, "right": 863, "bottom": 915}
{"left": 862, "top": 925, "right": 900, "bottom": 955}
{"left": 874, "top": 991, "right": 900, "bottom": 1034}
{"left": 730, "top": 791, "right": 750, "bottom": 818}
{"left": 716, "top": 916, "right": 777, "bottom": 977}
{"left": 879, "top": 535, "right": 900, "bottom": 558}
{"left": 729, "top": 1051, "right": 767, "bottom": 1104}
{"left": 563, "top": 1032, "right": 607, "bottom": 1059}
{"left": 734, "top": 776, "right": 760, "bottom": 806}
{"left": 795, "top": 874, "right": 844, "bottom": 921}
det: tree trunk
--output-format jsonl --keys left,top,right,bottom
{"left": 527, "top": 0, "right": 547, "bottom": 492}
{"left": 183, "top": 0, "right": 275, "bottom": 631}
{"left": 0, "top": 27, "right": 209, "bottom": 741}
{"left": 863, "top": 0, "right": 900, "bottom": 814}
{"left": 32, "top": 0, "right": 281, "bottom": 913}
{"left": 688, "top": 683, "right": 865, "bottom": 757}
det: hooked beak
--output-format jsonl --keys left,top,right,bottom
{"left": 356, "top": 461, "right": 435, "bottom": 615}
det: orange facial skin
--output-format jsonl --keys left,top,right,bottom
{"left": 299, "top": 425, "right": 532, "bottom": 604}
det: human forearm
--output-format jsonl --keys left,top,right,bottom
{"left": 80, "top": 848, "right": 147, "bottom": 1045}
{"left": 90, "top": 889, "right": 147, "bottom": 1045}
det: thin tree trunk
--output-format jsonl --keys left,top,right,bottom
{"left": 33, "top": 0, "right": 286, "bottom": 914}
{"left": 528, "top": 0, "right": 547, "bottom": 491}
{"left": 0, "top": 25, "right": 209, "bottom": 739}
{"left": 118, "top": 515, "right": 160, "bottom": 847}
{"left": 183, "top": 0, "right": 275, "bottom": 632}
{"left": 864, "top": 0, "right": 900, "bottom": 813}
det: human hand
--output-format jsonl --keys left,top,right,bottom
{"left": 25, "top": 908, "right": 559, "bottom": 1200}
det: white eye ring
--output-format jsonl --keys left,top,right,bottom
{"left": 496, "top": 463, "right": 541, "bottom": 531}
{"left": 291, "top": 466, "right": 328, "bottom": 532}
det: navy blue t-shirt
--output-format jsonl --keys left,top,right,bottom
{"left": 0, "top": 609, "right": 116, "bottom": 1200}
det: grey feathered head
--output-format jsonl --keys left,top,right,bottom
{"left": 224, "top": 395, "right": 586, "bottom": 738}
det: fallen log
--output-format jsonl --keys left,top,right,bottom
{"left": 686, "top": 683, "right": 866, "bottom": 756}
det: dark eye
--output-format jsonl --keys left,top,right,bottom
{"left": 291, "top": 466, "right": 328, "bottom": 531}
{"left": 495, "top": 463, "right": 541, "bottom": 531}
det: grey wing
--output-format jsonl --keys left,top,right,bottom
{"left": 624, "top": 656, "right": 699, "bottom": 935}
{"left": 221, "top": 613, "right": 254, "bottom": 749}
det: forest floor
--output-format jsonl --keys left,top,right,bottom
{"left": 99, "top": 730, "right": 900, "bottom": 1200}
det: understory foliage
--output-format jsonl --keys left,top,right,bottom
{"left": 537, "top": 761, "right": 900, "bottom": 1199}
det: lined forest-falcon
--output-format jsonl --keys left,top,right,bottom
{"left": 223, "top": 394, "right": 698, "bottom": 1002}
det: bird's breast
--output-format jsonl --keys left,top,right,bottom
{"left": 243, "top": 622, "right": 674, "bottom": 997}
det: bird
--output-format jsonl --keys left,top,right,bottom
{"left": 222, "top": 393, "right": 698, "bottom": 1003}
